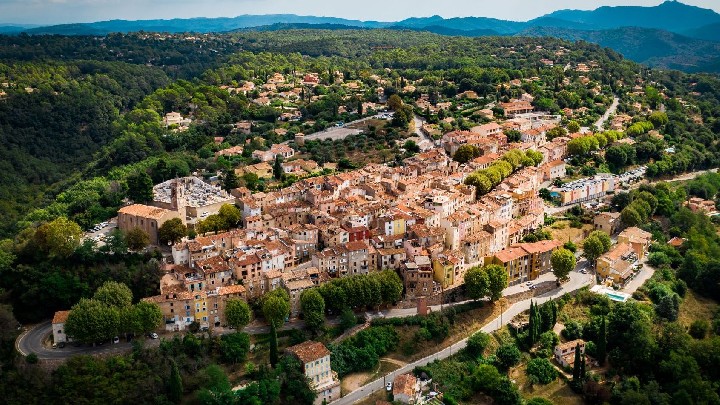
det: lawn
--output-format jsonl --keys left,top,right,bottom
{"left": 678, "top": 289, "right": 718, "bottom": 328}
{"left": 510, "top": 362, "right": 586, "bottom": 405}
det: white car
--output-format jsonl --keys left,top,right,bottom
{"left": 149, "top": 332, "right": 159, "bottom": 339}
{"left": 386, "top": 382, "right": 393, "bottom": 391}
{"left": 113, "top": 336, "right": 120, "bottom": 344}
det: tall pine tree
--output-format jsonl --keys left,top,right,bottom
{"left": 597, "top": 315, "right": 607, "bottom": 366}
{"left": 572, "top": 343, "right": 582, "bottom": 382}
{"left": 168, "top": 360, "right": 183, "bottom": 403}
{"left": 528, "top": 301, "right": 538, "bottom": 344}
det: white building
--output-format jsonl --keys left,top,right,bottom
{"left": 286, "top": 341, "right": 341, "bottom": 405}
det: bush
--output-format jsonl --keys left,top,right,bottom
{"left": 495, "top": 343, "right": 521, "bottom": 370}
{"left": 466, "top": 331, "right": 491, "bottom": 358}
{"left": 25, "top": 353, "right": 38, "bottom": 364}
{"left": 562, "top": 321, "right": 583, "bottom": 340}
{"left": 220, "top": 332, "right": 250, "bottom": 364}
{"left": 526, "top": 358, "right": 557, "bottom": 385}
{"left": 689, "top": 319, "right": 710, "bottom": 339}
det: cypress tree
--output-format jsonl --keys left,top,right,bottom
{"left": 572, "top": 343, "right": 582, "bottom": 382}
{"left": 579, "top": 354, "right": 586, "bottom": 380}
{"left": 168, "top": 360, "right": 183, "bottom": 403}
{"left": 528, "top": 301, "right": 537, "bottom": 344}
{"left": 269, "top": 323, "right": 279, "bottom": 367}
{"left": 597, "top": 316, "right": 607, "bottom": 366}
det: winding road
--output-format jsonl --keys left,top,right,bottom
{"left": 330, "top": 270, "right": 597, "bottom": 405}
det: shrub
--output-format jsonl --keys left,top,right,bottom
{"left": 495, "top": 343, "right": 521, "bottom": 370}
{"left": 689, "top": 319, "right": 710, "bottom": 339}
{"left": 466, "top": 331, "right": 491, "bottom": 358}
{"left": 526, "top": 358, "right": 557, "bottom": 385}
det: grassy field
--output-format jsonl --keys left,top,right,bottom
{"left": 510, "top": 362, "right": 586, "bottom": 405}
{"left": 548, "top": 221, "right": 593, "bottom": 245}
{"left": 679, "top": 289, "right": 718, "bottom": 327}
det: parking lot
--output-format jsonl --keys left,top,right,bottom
{"left": 82, "top": 217, "right": 118, "bottom": 247}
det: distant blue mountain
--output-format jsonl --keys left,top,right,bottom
{"left": 542, "top": 1, "right": 720, "bottom": 33}
{"left": 6, "top": 1, "right": 720, "bottom": 72}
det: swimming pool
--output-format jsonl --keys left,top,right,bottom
{"left": 606, "top": 292, "right": 629, "bottom": 302}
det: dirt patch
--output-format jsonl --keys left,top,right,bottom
{"left": 548, "top": 221, "right": 593, "bottom": 245}
{"left": 342, "top": 371, "right": 373, "bottom": 395}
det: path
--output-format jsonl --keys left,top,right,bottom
{"left": 594, "top": 96, "right": 619, "bottom": 131}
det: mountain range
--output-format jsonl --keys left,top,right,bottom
{"left": 3, "top": 1, "right": 720, "bottom": 72}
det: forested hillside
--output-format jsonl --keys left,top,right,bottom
{"left": 2, "top": 29, "right": 720, "bottom": 404}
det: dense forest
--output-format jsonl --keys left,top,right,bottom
{"left": 2, "top": 29, "right": 720, "bottom": 404}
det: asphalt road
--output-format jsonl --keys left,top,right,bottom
{"left": 330, "top": 271, "right": 595, "bottom": 405}
{"left": 595, "top": 96, "right": 619, "bottom": 131}
{"left": 15, "top": 320, "right": 158, "bottom": 360}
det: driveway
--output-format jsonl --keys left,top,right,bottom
{"left": 594, "top": 96, "right": 619, "bottom": 131}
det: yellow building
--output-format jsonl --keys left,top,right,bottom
{"left": 432, "top": 257, "right": 455, "bottom": 289}
{"left": 597, "top": 243, "right": 636, "bottom": 285}
{"left": 617, "top": 227, "right": 652, "bottom": 260}
{"left": 485, "top": 240, "right": 562, "bottom": 285}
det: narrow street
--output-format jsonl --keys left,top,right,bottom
{"left": 594, "top": 95, "right": 619, "bottom": 131}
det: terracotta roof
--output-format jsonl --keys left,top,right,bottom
{"left": 118, "top": 204, "right": 173, "bottom": 220}
{"left": 53, "top": 310, "right": 71, "bottom": 324}
{"left": 392, "top": 373, "right": 417, "bottom": 397}
{"left": 286, "top": 340, "right": 330, "bottom": 363}
{"left": 217, "top": 285, "right": 247, "bottom": 295}
{"left": 556, "top": 339, "right": 585, "bottom": 352}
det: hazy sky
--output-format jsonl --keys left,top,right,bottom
{"left": 3, "top": 0, "right": 720, "bottom": 25}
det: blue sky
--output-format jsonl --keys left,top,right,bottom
{"left": 2, "top": 0, "right": 720, "bottom": 25}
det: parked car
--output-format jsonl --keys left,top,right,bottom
{"left": 113, "top": 336, "right": 120, "bottom": 344}
{"left": 149, "top": 332, "right": 159, "bottom": 339}
{"left": 386, "top": 382, "right": 393, "bottom": 391}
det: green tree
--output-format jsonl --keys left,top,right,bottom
{"left": 273, "top": 155, "right": 284, "bottom": 180}
{"left": 496, "top": 343, "right": 521, "bottom": 370}
{"left": 551, "top": 248, "right": 576, "bottom": 281}
{"left": 387, "top": 94, "right": 403, "bottom": 111}
{"left": 222, "top": 169, "right": 239, "bottom": 191}
{"left": 127, "top": 171, "right": 154, "bottom": 203}
{"left": 466, "top": 331, "right": 491, "bottom": 358}
{"left": 220, "top": 332, "right": 251, "bottom": 364}
{"left": 35, "top": 217, "right": 82, "bottom": 259}
{"left": 168, "top": 360, "right": 183, "bottom": 403}
{"left": 583, "top": 234, "right": 607, "bottom": 265}
{"left": 158, "top": 218, "right": 187, "bottom": 245}
{"left": 597, "top": 315, "right": 607, "bottom": 366}
{"left": 567, "top": 121, "right": 580, "bottom": 133}
{"left": 621, "top": 206, "right": 643, "bottom": 227}
{"left": 300, "top": 289, "right": 325, "bottom": 335}
{"left": 263, "top": 289, "right": 290, "bottom": 366}
{"left": 133, "top": 301, "right": 162, "bottom": 334}
{"left": 464, "top": 266, "right": 489, "bottom": 300}
{"left": 526, "top": 358, "right": 557, "bottom": 385}
{"left": 572, "top": 342, "right": 583, "bottom": 382}
{"left": 225, "top": 298, "right": 251, "bottom": 330}
{"left": 453, "top": 144, "right": 482, "bottom": 163}
{"left": 124, "top": 227, "right": 149, "bottom": 251}
{"left": 93, "top": 281, "right": 133, "bottom": 308}
{"left": 218, "top": 204, "right": 241, "bottom": 230}
{"left": 65, "top": 298, "right": 121, "bottom": 344}
{"left": 486, "top": 264, "right": 509, "bottom": 301}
